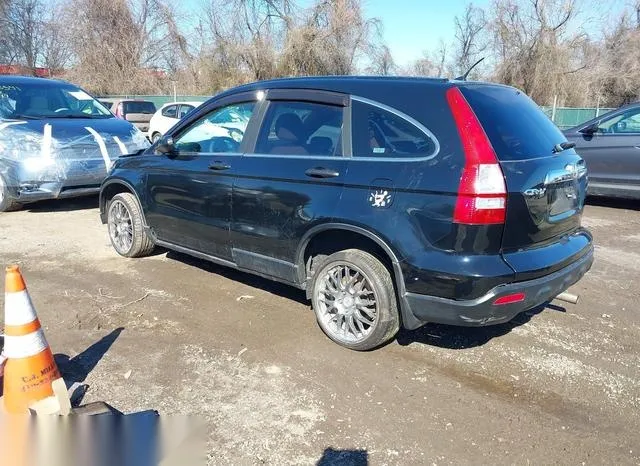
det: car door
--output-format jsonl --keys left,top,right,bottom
{"left": 336, "top": 96, "right": 442, "bottom": 261}
{"left": 571, "top": 107, "right": 640, "bottom": 191}
{"left": 231, "top": 89, "right": 349, "bottom": 284}
{"left": 143, "top": 93, "right": 260, "bottom": 261}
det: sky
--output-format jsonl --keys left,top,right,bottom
{"left": 362, "top": 0, "right": 491, "bottom": 66}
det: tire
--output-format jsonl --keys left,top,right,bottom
{"left": 0, "top": 175, "right": 22, "bottom": 213}
{"left": 310, "top": 249, "right": 400, "bottom": 351}
{"left": 151, "top": 132, "right": 162, "bottom": 144}
{"left": 107, "top": 192, "right": 155, "bottom": 258}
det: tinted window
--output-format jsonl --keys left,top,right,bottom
{"left": 254, "top": 101, "right": 343, "bottom": 156}
{"left": 162, "top": 105, "right": 178, "bottom": 118}
{"left": 352, "top": 100, "right": 437, "bottom": 158}
{"left": 597, "top": 108, "right": 640, "bottom": 134}
{"left": 178, "top": 104, "right": 194, "bottom": 119}
{"left": 461, "top": 85, "right": 566, "bottom": 161}
{"left": 174, "top": 102, "right": 255, "bottom": 154}
{"left": 124, "top": 101, "right": 156, "bottom": 114}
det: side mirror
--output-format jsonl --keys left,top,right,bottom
{"left": 579, "top": 123, "right": 599, "bottom": 135}
{"left": 155, "top": 136, "right": 176, "bottom": 156}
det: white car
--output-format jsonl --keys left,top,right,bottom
{"left": 147, "top": 101, "right": 203, "bottom": 143}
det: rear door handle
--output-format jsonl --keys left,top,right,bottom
{"left": 208, "top": 162, "right": 231, "bottom": 171}
{"left": 305, "top": 167, "right": 340, "bottom": 178}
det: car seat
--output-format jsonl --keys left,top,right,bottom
{"left": 269, "top": 113, "right": 308, "bottom": 155}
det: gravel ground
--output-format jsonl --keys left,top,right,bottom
{"left": 0, "top": 196, "right": 638, "bottom": 465}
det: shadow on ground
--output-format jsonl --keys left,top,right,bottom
{"left": 165, "top": 251, "right": 569, "bottom": 350}
{"left": 587, "top": 196, "right": 640, "bottom": 211}
{"left": 317, "top": 448, "right": 368, "bottom": 466}
{"left": 396, "top": 303, "right": 565, "bottom": 349}
{"left": 166, "top": 250, "right": 308, "bottom": 305}
{"left": 24, "top": 195, "right": 99, "bottom": 213}
{"left": 55, "top": 327, "right": 124, "bottom": 405}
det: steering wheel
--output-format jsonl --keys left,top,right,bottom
{"left": 54, "top": 107, "right": 70, "bottom": 113}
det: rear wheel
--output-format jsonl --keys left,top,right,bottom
{"left": 107, "top": 192, "right": 155, "bottom": 257}
{"left": 0, "top": 175, "right": 22, "bottom": 213}
{"left": 151, "top": 132, "right": 162, "bottom": 144}
{"left": 310, "top": 249, "right": 400, "bottom": 351}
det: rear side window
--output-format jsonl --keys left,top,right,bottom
{"left": 351, "top": 100, "right": 437, "bottom": 158}
{"left": 178, "top": 105, "right": 194, "bottom": 118}
{"left": 124, "top": 101, "right": 156, "bottom": 114}
{"left": 460, "top": 85, "right": 566, "bottom": 161}
{"left": 254, "top": 101, "right": 343, "bottom": 157}
{"left": 162, "top": 105, "right": 178, "bottom": 118}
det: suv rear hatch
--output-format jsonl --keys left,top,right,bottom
{"left": 458, "top": 84, "right": 590, "bottom": 280}
{"left": 123, "top": 101, "right": 156, "bottom": 131}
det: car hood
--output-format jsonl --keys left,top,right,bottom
{"left": 0, "top": 117, "right": 150, "bottom": 162}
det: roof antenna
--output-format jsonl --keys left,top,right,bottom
{"left": 455, "top": 57, "right": 485, "bottom": 81}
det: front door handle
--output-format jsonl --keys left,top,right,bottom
{"left": 305, "top": 167, "right": 340, "bottom": 179}
{"left": 209, "top": 162, "right": 231, "bottom": 171}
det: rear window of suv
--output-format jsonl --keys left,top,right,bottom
{"left": 460, "top": 85, "right": 566, "bottom": 161}
{"left": 124, "top": 101, "right": 156, "bottom": 114}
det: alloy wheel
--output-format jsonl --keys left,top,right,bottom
{"left": 108, "top": 200, "right": 133, "bottom": 254}
{"left": 315, "top": 263, "right": 378, "bottom": 345}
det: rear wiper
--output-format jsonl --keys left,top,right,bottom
{"left": 552, "top": 141, "right": 576, "bottom": 154}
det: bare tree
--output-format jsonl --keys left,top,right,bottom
{"left": 1, "top": 0, "right": 45, "bottom": 70}
{"left": 366, "top": 45, "right": 396, "bottom": 75}
{"left": 489, "top": 0, "right": 589, "bottom": 105}
{"left": 63, "top": 0, "right": 183, "bottom": 94}
{"left": 453, "top": 3, "right": 487, "bottom": 77}
{"left": 281, "top": 0, "right": 383, "bottom": 76}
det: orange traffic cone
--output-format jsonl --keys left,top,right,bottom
{"left": 2, "top": 265, "right": 61, "bottom": 413}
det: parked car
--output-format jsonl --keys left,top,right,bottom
{"left": 99, "top": 77, "right": 593, "bottom": 350}
{"left": 147, "top": 101, "right": 202, "bottom": 143}
{"left": 0, "top": 76, "right": 149, "bottom": 212}
{"left": 98, "top": 98, "right": 115, "bottom": 110}
{"left": 564, "top": 104, "right": 640, "bottom": 199}
{"left": 110, "top": 99, "right": 156, "bottom": 133}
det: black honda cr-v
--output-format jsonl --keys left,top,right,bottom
{"left": 99, "top": 76, "right": 593, "bottom": 350}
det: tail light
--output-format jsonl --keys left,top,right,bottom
{"left": 446, "top": 87, "right": 507, "bottom": 225}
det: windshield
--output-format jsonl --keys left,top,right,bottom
{"left": 0, "top": 81, "right": 112, "bottom": 119}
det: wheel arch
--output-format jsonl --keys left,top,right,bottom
{"left": 99, "top": 179, "right": 147, "bottom": 226}
{"left": 295, "top": 223, "right": 423, "bottom": 328}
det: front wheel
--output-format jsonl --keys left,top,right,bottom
{"left": 0, "top": 175, "right": 22, "bottom": 213}
{"left": 107, "top": 192, "right": 155, "bottom": 257}
{"left": 311, "top": 249, "right": 400, "bottom": 351}
{"left": 151, "top": 132, "right": 162, "bottom": 144}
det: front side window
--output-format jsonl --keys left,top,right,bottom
{"left": 597, "top": 108, "right": 640, "bottom": 134}
{"left": 254, "top": 101, "right": 343, "bottom": 156}
{"left": 352, "top": 100, "right": 437, "bottom": 158}
{"left": 174, "top": 102, "right": 255, "bottom": 154}
{"left": 162, "top": 105, "right": 178, "bottom": 118}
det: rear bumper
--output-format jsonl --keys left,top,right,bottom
{"left": 403, "top": 244, "right": 593, "bottom": 327}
